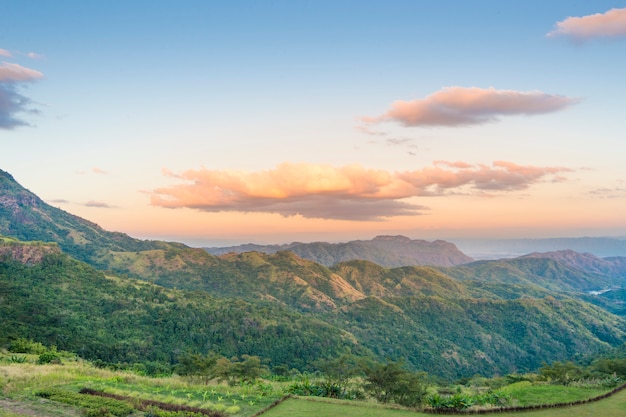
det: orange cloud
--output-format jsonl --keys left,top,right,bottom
{"left": 548, "top": 7, "right": 626, "bottom": 41}
{"left": 362, "top": 87, "right": 579, "bottom": 128}
{"left": 150, "top": 161, "right": 572, "bottom": 220}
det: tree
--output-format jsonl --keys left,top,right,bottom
{"left": 362, "top": 359, "right": 428, "bottom": 407}
{"left": 315, "top": 354, "right": 360, "bottom": 398}
{"left": 175, "top": 352, "right": 220, "bottom": 383}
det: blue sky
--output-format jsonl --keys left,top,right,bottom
{"left": 2, "top": 1, "right": 626, "bottom": 245}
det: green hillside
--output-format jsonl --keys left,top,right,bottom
{"left": 2, "top": 168, "right": 626, "bottom": 380}
{"left": 0, "top": 242, "right": 364, "bottom": 370}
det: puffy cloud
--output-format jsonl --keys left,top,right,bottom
{"left": 362, "top": 87, "right": 579, "bottom": 128}
{"left": 0, "top": 62, "right": 44, "bottom": 129}
{"left": 548, "top": 7, "right": 626, "bottom": 41}
{"left": 151, "top": 161, "right": 572, "bottom": 220}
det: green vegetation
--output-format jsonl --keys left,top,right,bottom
{"left": 4, "top": 168, "right": 626, "bottom": 416}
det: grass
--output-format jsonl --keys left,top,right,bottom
{"left": 0, "top": 354, "right": 282, "bottom": 417}
{"left": 497, "top": 380, "right": 607, "bottom": 406}
{"left": 262, "top": 389, "right": 626, "bottom": 417}
{"left": 2, "top": 353, "right": 626, "bottom": 417}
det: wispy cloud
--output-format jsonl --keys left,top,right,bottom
{"left": 84, "top": 200, "right": 116, "bottom": 208}
{"left": 92, "top": 167, "right": 108, "bottom": 175}
{"left": 151, "top": 161, "right": 572, "bottom": 220}
{"left": 26, "top": 52, "right": 44, "bottom": 60}
{"left": 0, "top": 61, "right": 44, "bottom": 129}
{"left": 361, "top": 87, "right": 579, "bottom": 128}
{"left": 547, "top": 7, "right": 626, "bottom": 41}
{"left": 0, "top": 49, "right": 11, "bottom": 57}
{"left": 588, "top": 180, "right": 626, "bottom": 199}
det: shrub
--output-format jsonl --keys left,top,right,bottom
{"left": 8, "top": 338, "right": 48, "bottom": 354}
{"left": 38, "top": 352, "right": 61, "bottom": 365}
{"left": 9, "top": 355, "right": 27, "bottom": 363}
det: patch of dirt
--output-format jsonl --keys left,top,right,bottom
{"left": 0, "top": 398, "right": 81, "bottom": 417}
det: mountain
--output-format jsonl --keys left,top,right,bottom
{"left": 445, "top": 256, "right": 626, "bottom": 293}
{"left": 519, "top": 250, "right": 626, "bottom": 279}
{"left": 454, "top": 237, "right": 626, "bottom": 259}
{"left": 2, "top": 167, "right": 626, "bottom": 380}
{"left": 3, "top": 236, "right": 624, "bottom": 380}
{"left": 206, "top": 235, "right": 474, "bottom": 267}
{"left": 0, "top": 169, "right": 179, "bottom": 267}
{"left": 0, "top": 239, "right": 364, "bottom": 370}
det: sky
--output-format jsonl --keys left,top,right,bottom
{"left": 2, "top": 1, "right": 626, "bottom": 246}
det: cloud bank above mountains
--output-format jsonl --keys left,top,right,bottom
{"left": 151, "top": 162, "right": 572, "bottom": 221}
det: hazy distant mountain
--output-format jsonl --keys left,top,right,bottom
{"left": 454, "top": 237, "right": 626, "bottom": 259}
{"left": 206, "top": 235, "right": 474, "bottom": 267}
{"left": 519, "top": 250, "right": 626, "bottom": 279}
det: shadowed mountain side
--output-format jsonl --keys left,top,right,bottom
{"left": 205, "top": 235, "right": 474, "bottom": 267}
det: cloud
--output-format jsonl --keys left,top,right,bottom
{"left": 92, "top": 167, "right": 108, "bottom": 175}
{"left": 150, "top": 161, "right": 572, "bottom": 220}
{"left": 84, "top": 200, "right": 116, "bottom": 208}
{"left": 362, "top": 86, "right": 579, "bottom": 128}
{"left": 0, "top": 62, "right": 43, "bottom": 82}
{"left": 26, "top": 52, "right": 44, "bottom": 60}
{"left": 547, "top": 7, "right": 626, "bottom": 41}
{"left": 0, "top": 62, "right": 44, "bottom": 129}
{"left": 0, "top": 49, "right": 11, "bottom": 57}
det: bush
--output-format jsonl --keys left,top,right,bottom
{"left": 38, "top": 351, "right": 61, "bottom": 365}
{"left": 8, "top": 338, "right": 48, "bottom": 354}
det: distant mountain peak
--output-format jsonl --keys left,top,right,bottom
{"left": 372, "top": 235, "right": 412, "bottom": 243}
{"left": 207, "top": 235, "right": 473, "bottom": 267}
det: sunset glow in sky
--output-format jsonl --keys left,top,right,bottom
{"left": 2, "top": 1, "right": 626, "bottom": 246}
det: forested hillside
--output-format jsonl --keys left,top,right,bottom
{"left": 2, "top": 168, "right": 626, "bottom": 380}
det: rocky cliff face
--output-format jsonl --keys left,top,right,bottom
{"left": 0, "top": 239, "right": 61, "bottom": 265}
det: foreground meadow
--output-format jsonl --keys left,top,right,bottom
{"left": 2, "top": 353, "right": 626, "bottom": 417}
{"left": 263, "top": 390, "right": 626, "bottom": 417}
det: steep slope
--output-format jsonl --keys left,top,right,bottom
{"left": 206, "top": 235, "right": 473, "bottom": 267}
{"left": 0, "top": 169, "right": 178, "bottom": 265}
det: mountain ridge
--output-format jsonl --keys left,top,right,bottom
{"left": 2, "top": 167, "right": 626, "bottom": 379}
{"left": 206, "top": 234, "right": 474, "bottom": 267}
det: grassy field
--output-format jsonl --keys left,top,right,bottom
{"left": 263, "top": 390, "right": 626, "bottom": 417}
{"left": 0, "top": 355, "right": 283, "bottom": 417}
{"left": 2, "top": 353, "right": 626, "bottom": 417}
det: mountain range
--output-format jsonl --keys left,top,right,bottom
{"left": 2, "top": 168, "right": 626, "bottom": 380}
{"left": 205, "top": 235, "right": 473, "bottom": 267}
